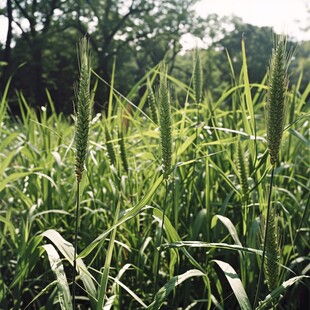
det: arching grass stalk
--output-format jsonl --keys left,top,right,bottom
{"left": 193, "top": 48, "right": 203, "bottom": 158}
{"left": 73, "top": 37, "right": 91, "bottom": 309}
{"left": 158, "top": 63, "right": 172, "bottom": 179}
{"left": 104, "top": 121, "right": 116, "bottom": 166}
{"left": 147, "top": 76, "right": 158, "bottom": 124}
{"left": 254, "top": 36, "right": 289, "bottom": 309}
{"left": 193, "top": 47, "right": 203, "bottom": 107}
{"left": 236, "top": 139, "right": 249, "bottom": 236}
{"left": 154, "top": 63, "right": 172, "bottom": 296}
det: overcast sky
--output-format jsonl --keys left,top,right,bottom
{"left": 0, "top": 0, "right": 309, "bottom": 45}
{"left": 194, "top": 0, "right": 309, "bottom": 40}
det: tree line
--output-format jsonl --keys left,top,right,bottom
{"left": 0, "top": 0, "right": 309, "bottom": 115}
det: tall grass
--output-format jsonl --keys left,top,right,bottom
{"left": 0, "top": 36, "right": 309, "bottom": 310}
{"left": 73, "top": 37, "right": 92, "bottom": 308}
{"left": 254, "top": 36, "right": 289, "bottom": 309}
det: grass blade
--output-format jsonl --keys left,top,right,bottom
{"left": 162, "top": 241, "right": 262, "bottom": 256}
{"left": 79, "top": 174, "right": 164, "bottom": 258}
{"left": 256, "top": 276, "right": 310, "bottom": 310}
{"left": 213, "top": 260, "right": 252, "bottom": 310}
{"left": 148, "top": 269, "right": 205, "bottom": 309}
{"left": 41, "top": 229, "right": 96, "bottom": 306}
{"left": 42, "top": 244, "right": 73, "bottom": 310}
{"left": 97, "top": 196, "right": 121, "bottom": 309}
{"left": 212, "top": 215, "right": 242, "bottom": 246}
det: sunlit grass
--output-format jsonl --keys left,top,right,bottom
{"left": 0, "top": 38, "right": 309, "bottom": 309}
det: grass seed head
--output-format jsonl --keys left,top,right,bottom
{"left": 193, "top": 48, "right": 203, "bottom": 104}
{"left": 105, "top": 125, "right": 117, "bottom": 166}
{"left": 118, "top": 130, "right": 129, "bottom": 174}
{"left": 236, "top": 140, "right": 249, "bottom": 202}
{"left": 158, "top": 63, "right": 172, "bottom": 178}
{"left": 75, "top": 37, "right": 91, "bottom": 183}
{"left": 264, "top": 207, "right": 280, "bottom": 292}
{"left": 147, "top": 77, "right": 158, "bottom": 124}
{"left": 266, "top": 36, "right": 289, "bottom": 166}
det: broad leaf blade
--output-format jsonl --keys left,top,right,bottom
{"left": 41, "top": 229, "right": 96, "bottom": 306}
{"left": 148, "top": 269, "right": 205, "bottom": 309}
{"left": 42, "top": 244, "right": 73, "bottom": 310}
{"left": 212, "top": 215, "right": 242, "bottom": 246}
{"left": 213, "top": 259, "right": 251, "bottom": 310}
{"left": 257, "top": 275, "right": 310, "bottom": 310}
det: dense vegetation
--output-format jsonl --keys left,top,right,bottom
{"left": 1, "top": 0, "right": 309, "bottom": 115}
{"left": 0, "top": 33, "right": 309, "bottom": 309}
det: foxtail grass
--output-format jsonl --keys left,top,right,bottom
{"left": 254, "top": 36, "right": 289, "bottom": 308}
{"left": 266, "top": 37, "right": 289, "bottom": 166}
{"left": 192, "top": 49, "right": 203, "bottom": 162}
{"left": 104, "top": 123, "right": 116, "bottom": 166}
{"left": 148, "top": 77, "right": 158, "bottom": 124}
{"left": 236, "top": 140, "right": 249, "bottom": 203}
{"left": 236, "top": 140, "right": 249, "bottom": 235}
{"left": 153, "top": 63, "right": 172, "bottom": 297}
{"left": 74, "top": 38, "right": 91, "bottom": 183}
{"left": 193, "top": 48, "right": 203, "bottom": 105}
{"left": 118, "top": 129, "right": 129, "bottom": 174}
{"left": 264, "top": 206, "right": 280, "bottom": 292}
{"left": 73, "top": 37, "right": 91, "bottom": 309}
{"left": 158, "top": 63, "right": 172, "bottom": 179}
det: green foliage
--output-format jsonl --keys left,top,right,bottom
{"left": 213, "top": 260, "right": 251, "bottom": 310}
{"left": 97, "top": 196, "right": 121, "bottom": 309}
{"left": 42, "top": 244, "right": 73, "bottom": 310}
{"left": 0, "top": 38, "right": 309, "bottom": 310}
{"left": 1, "top": 0, "right": 206, "bottom": 112}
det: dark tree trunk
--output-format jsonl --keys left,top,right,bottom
{"left": 1, "top": 0, "right": 13, "bottom": 93}
{"left": 32, "top": 38, "right": 45, "bottom": 107}
{"left": 94, "top": 53, "right": 112, "bottom": 113}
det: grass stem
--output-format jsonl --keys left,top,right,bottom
{"left": 153, "top": 180, "right": 169, "bottom": 297}
{"left": 254, "top": 165, "right": 275, "bottom": 309}
{"left": 72, "top": 182, "right": 80, "bottom": 309}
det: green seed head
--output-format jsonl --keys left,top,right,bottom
{"left": 118, "top": 130, "right": 129, "bottom": 174}
{"left": 236, "top": 140, "right": 249, "bottom": 202}
{"left": 105, "top": 124, "right": 116, "bottom": 166}
{"left": 158, "top": 63, "right": 172, "bottom": 178}
{"left": 266, "top": 37, "right": 289, "bottom": 166}
{"left": 264, "top": 208, "right": 280, "bottom": 292}
{"left": 147, "top": 77, "right": 158, "bottom": 124}
{"left": 193, "top": 48, "right": 203, "bottom": 104}
{"left": 75, "top": 37, "right": 91, "bottom": 183}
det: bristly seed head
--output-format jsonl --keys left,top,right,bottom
{"left": 266, "top": 36, "right": 289, "bottom": 166}
{"left": 75, "top": 37, "right": 91, "bottom": 183}
{"left": 158, "top": 63, "right": 172, "bottom": 179}
{"left": 193, "top": 48, "right": 203, "bottom": 104}
{"left": 264, "top": 207, "right": 280, "bottom": 292}
{"left": 147, "top": 77, "right": 158, "bottom": 124}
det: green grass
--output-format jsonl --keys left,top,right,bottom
{"left": 0, "top": 38, "right": 309, "bottom": 310}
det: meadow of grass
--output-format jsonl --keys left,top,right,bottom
{"left": 0, "top": 37, "right": 309, "bottom": 309}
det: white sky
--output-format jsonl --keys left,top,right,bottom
{"left": 0, "top": 0, "right": 309, "bottom": 45}
{"left": 194, "top": 0, "right": 309, "bottom": 40}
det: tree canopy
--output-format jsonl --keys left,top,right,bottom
{"left": 1, "top": 0, "right": 206, "bottom": 113}
{"left": 0, "top": 1, "right": 308, "bottom": 114}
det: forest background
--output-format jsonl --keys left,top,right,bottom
{"left": 1, "top": 0, "right": 309, "bottom": 115}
